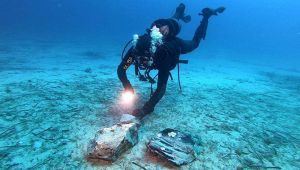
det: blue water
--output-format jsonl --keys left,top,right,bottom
{"left": 1, "top": 0, "right": 299, "bottom": 68}
{"left": 1, "top": 0, "right": 300, "bottom": 169}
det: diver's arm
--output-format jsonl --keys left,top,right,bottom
{"left": 143, "top": 68, "right": 169, "bottom": 113}
{"left": 117, "top": 47, "right": 134, "bottom": 92}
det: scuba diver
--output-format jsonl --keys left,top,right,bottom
{"left": 117, "top": 3, "right": 225, "bottom": 119}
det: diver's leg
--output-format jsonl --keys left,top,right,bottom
{"left": 177, "top": 17, "right": 209, "bottom": 54}
{"left": 179, "top": 7, "right": 225, "bottom": 54}
{"left": 193, "top": 7, "right": 225, "bottom": 42}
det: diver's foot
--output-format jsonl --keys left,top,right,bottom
{"left": 199, "top": 7, "right": 226, "bottom": 18}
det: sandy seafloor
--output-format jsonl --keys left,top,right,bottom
{"left": 0, "top": 39, "right": 300, "bottom": 170}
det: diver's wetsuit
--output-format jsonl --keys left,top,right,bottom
{"left": 117, "top": 15, "right": 210, "bottom": 114}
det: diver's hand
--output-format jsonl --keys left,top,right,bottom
{"left": 132, "top": 108, "right": 145, "bottom": 119}
{"left": 121, "top": 85, "right": 135, "bottom": 104}
{"left": 131, "top": 102, "right": 154, "bottom": 119}
{"left": 124, "top": 84, "right": 134, "bottom": 94}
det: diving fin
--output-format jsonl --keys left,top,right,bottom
{"left": 182, "top": 15, "right": 191, "bottom": 23}
{"left": 199, "top": 6, "right": 226, "bottom": 18}
{"left": 172, "top": 3, "right": 192, "bottom": 23}
{"left": 215, "top": 7, "right": 226, "bottom": 14}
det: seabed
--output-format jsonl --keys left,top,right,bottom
{"left": 0, "top": 39, "right": 299, "bottom": 169}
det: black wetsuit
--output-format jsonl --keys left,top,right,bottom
{"left": 117, "top": 16, "right": 209, "bottom": 114}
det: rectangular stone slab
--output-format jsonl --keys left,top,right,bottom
{"left": 146, "top": 128, "right": 196, "bottom": 166}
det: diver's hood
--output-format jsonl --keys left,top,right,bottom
{"left": 150, "top": 19, "right": 181, "bottom": 37}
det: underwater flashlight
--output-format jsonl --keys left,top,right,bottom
{"left": 122, "top": 91, "right": 134, "bottom": 104}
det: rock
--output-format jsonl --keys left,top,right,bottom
{"left": 87, "top": 122, "right": 139, "bottom": 162}
{"left": 120, "top": 113, "right": 140, "bottom": 124}
{"left": 146, "top": 128, "right": 196, "bottom": 166}
{"left": 84, "top": 68, "right": 92, "bottom": 73}
{"left": 5, "top": 86, "right": 11, "bottom": 93}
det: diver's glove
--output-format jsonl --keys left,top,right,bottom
{"left": 131, "top": 109, "right": 146, "bottom": 120}
{"left": 131, "top": 102, "right": 154, "bottom": 119}
{"left": 124, "top": 83, "right": 134, "bottom": 94}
